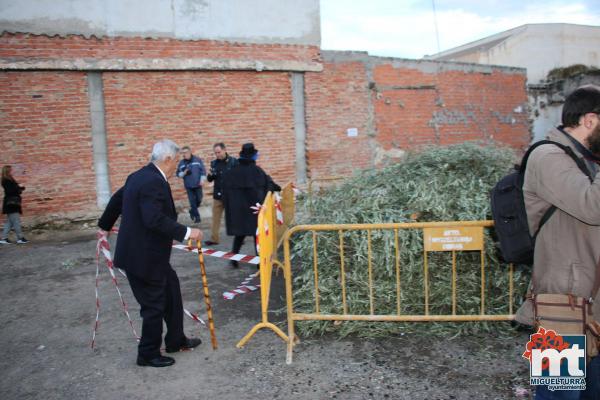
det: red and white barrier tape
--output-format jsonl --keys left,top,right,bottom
{"left": 112, "top": 266, "right": 206, "bottom": 327}
{"left": 109, "top": 228, "right": 259, "bottom": 265}
{"left": 223, "top": 271, "right": 260, "bottom": 300}
{"left": 184, "top": 309, "right": 206, "bottom": 326}
{"left": 92, "top": 232, "right": 139, "bottom": 348}
{"left": 255, "top": 227, "right": 260, "bottom": 254}
{"left": 92, "top": 233, "right": 205, "bottom": 348}
{"left": 274, "top": 192, "right": 284, "bottom": 225}
{"left": 172, "top": 244, "right": 260, "bottom": 265}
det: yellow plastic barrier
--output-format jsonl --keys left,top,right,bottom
{"left": 282, "top": 220, "right": 515, "bottom": 364}
{"left": 236, "top": 192, "right": 289, "bottom": 348}
{"left": 275, "top": 182, "right": 296, "bottom": 249}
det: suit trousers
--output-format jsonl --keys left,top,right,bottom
{"left": 127, "top": 267, "right": 185, "bottom": 358}
{"left": 232, "top": 235, "right": 258, "bottom": 256}
{"left": 210, "top": 199, "right": 225, "bottom": 243}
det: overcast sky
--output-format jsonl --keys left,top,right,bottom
{"left": 320, "top": 0, "right": 600, "bottom": 59}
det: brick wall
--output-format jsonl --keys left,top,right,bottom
{"left": 0, "top": 36, "right": 531, "bottom": 225}
{"left": 305, "top": 55, "right": 530, "bottom": 179}
{"left": 0, "top": 33, "right": 321, "bottom": 63}
{"left": 102, "top": 70, "right": 297, "bottom": 209}
{"left": 0, "top": 71, "right": 97, "bottom": 223}
{"left": 304, "top": 62, "right": 374, "bottom": 177}
{"left": 0, "top": 34, "right": 305, "bottom": 225}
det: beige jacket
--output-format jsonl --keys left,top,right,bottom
{"left": 515, "top": 127, "right": 600, "bottom": 325}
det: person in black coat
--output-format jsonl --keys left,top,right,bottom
{"left": 222, "top": 143, "right": 280, "bottom": 267}
{"left": 98, "top": 140, "right": 203, "bottom": 368}
{"left": 1, "top": 165, "right": 28, "bottom": 244}
{"left": 205, "top": 142, "right": 237, "bottom": 245}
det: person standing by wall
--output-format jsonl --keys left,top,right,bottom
{"left": 205, "top": 143, "right": 237, "bottom": 246}
{"left": 1, "top": 165, "right": 28, "bottom": 244}
{"left": 177, "top": 146, "right": 206, "bottom": 223}
{"left": 222, "top": 143, "right": 280, "bottom": 267}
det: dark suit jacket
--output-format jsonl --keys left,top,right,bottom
{"left": 98, "top": 163, "right": 187, "bottom": 282}
{"left": 222, "top": 159, "right": 281, "bottom": 236}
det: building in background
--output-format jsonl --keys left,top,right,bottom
{"left": 0, "top": 0, "right": 530, "bottom": 225}
{"left": 426, "top": 23, "right": 600, "bottom": 84}
{"left": 427, "top": 23, "right": 600, "bottom": 142}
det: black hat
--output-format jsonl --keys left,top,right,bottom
{"left": 239, "top": 142, "right": 258, "bottom": 158}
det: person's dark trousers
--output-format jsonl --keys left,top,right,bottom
{"left": 186, "top": 187, "right": 202, "bottom": 221}
{"left": 535, "top": 355, "right": 600, "bottom": 399}
{"left": 232, "top": 235, "right": 258, "bottom": 256}
{"left": 127, "top": 267, "right": 185, "bottom": 359}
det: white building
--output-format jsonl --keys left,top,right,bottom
{"left": 426, "top": 23, "right": 600, "bottom": 84}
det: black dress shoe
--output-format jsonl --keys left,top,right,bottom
{"left": 166, "top": 337, "right": 202, "bottom": 353}
{"left": 204, "top": 240, "right": 219, "bottom": 246}
{"left": 136, "top": 355, "right": 175, "bottom": 367}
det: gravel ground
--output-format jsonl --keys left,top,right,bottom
{"left": 0, "top": 219, "right": 534, "bottom": 399}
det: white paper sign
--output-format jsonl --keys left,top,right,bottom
{"left": 347, "top": 128, "right": 358, "bottom": 137}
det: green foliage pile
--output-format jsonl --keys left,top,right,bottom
{"left": 290, "top": 142, "right": 530, "bottom": 337}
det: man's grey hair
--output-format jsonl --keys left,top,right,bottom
{"left": 150, "top": 139, "right": 180, "bottom": 162}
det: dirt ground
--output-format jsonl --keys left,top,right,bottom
{"left": 0, "top": 218, "right": 534, "bottom": 400}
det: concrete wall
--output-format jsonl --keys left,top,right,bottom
{"left": 529, "top": 72, "right": 600, "bottom": 142}
{"left": 0, "top": 0, "right": 320, "bottom": 45}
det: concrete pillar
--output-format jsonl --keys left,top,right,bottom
{"left": 291, "top": 72, "right": 308, "bottom": 184}
{"left": 87, "top": 72, "right": 111, "bottom": 208}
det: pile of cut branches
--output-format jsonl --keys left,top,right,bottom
{"left": 290, "top": 142, "right": 530, "bottom": 337}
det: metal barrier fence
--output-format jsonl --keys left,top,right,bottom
{"left": 282, "top": 220, "right": 515, "bottom": 364}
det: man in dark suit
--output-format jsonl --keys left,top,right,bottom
{"left": 98, "top": 139, "right": 203, "bottom": 368}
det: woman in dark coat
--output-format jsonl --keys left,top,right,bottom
{"left": 1, "top": 165, "right": 28, "bottom": 244}
{"left": 222, "top": 143, "right": 280, "bottom": 267}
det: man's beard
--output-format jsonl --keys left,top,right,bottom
{"left": 585, "top": 124, "right": 600, "bottom": 155}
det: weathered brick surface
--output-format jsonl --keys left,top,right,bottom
{"left": 0, "top": 35, "right": 531, "bottom": 223}
{"left": 0, "top": 71, "right": 96, "bottom": 223}
{"left": 102, "top": 71, "right": 297, "bottom": 209}
{"left": 305, "top": 60, "right": 529, "bottom": 179}
{"left": 0, "top": 33, "right": 321, "bottom": 63}
{"left": 374, "top": 66, "right": 529, "bottom": 148}
{"left": 304, "top": 62, "right": 373, "bottom": 178}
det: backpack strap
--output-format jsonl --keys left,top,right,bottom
{"left": 519, "top": 140, "right": 593, "bottom": 181}
{"left": 521, "top": 140, "right": 594, "bottom": 241}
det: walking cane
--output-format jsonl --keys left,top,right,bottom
{"left": 190, "top": 239, "right": 218, "bottom": 350}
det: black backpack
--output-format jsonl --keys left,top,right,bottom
{"left": 490, "top": 140, "right": 592, "bottom": 265}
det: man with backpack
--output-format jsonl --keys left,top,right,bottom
{"left": 514, "top": 85, "right": 600, "bottom": 399}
